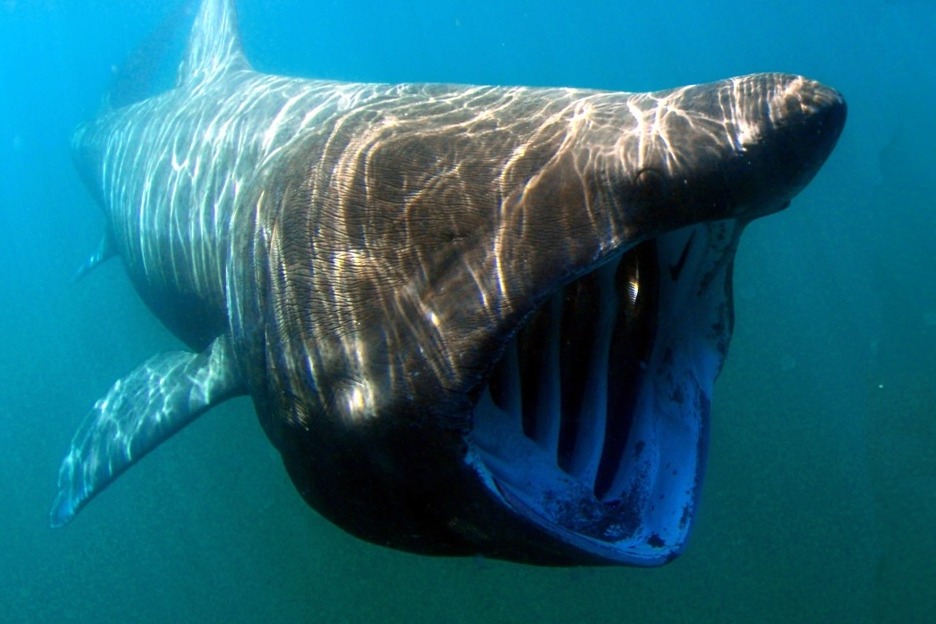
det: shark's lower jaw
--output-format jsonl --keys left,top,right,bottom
{"left": 466, "top": 220, "right": 742, "bottom": 566}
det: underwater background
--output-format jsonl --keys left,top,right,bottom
{"left": 1, "top": 0, "right": 933, "bottom": 622}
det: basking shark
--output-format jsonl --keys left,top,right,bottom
{"left": 51, "top": 0, "right": 846, "bottom": 566}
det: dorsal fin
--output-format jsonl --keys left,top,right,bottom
{"left": 177, "top": 0, "right": 251, "bottom": 86}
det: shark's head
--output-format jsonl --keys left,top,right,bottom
{"left": 460, "top": 75, "right": 846, "bottom": 565}
{"left": 257, "top": 73, "right": 845, "bottom": 566}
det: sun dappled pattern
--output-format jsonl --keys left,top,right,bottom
{"left": 53, "top": 0, "right": 845, "bottom": 567}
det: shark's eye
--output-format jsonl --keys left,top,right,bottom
{"left": 634, "top": 167, "right": 666, "bottom": 203}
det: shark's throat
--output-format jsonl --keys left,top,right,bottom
{"left": 467, "top": 220, "right": 741, "bottom": 565}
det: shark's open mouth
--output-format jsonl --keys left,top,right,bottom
{"left": 467, "top": 220, "right": 742, "bottom": 565}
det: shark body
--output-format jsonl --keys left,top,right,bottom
{"left": 52, "top": 0, "right": 846, "bottom": 566}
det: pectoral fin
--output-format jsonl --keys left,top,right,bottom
{"left": 71, "top": 233, "right": 115, "bottom": 283}
{"left": 50, "top": 334, "right": 244, "bottom": 527}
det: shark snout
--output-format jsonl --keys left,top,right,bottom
{"left": 711, "top": 73, "right": 847, "bottom": 221}
{"left": 766, "top": 74, "right": 846, "bottom": 178}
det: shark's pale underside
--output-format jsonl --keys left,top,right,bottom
{"left": 51, "top": 0, "right": 846, "bottom": 566}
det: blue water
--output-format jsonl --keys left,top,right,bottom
{"left": 1, "top": 0, "right": 934, "bottom": 621}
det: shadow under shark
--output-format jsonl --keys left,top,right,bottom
{"left": 51, "top": 0, "right": 846, "bottom": 566}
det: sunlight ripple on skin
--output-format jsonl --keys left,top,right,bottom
{"left": 50, "top": 0, "right": 845, "bottom": 567}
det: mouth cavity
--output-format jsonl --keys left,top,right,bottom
{"left": 466, "top": 221, "right": 741, "bottom": 566}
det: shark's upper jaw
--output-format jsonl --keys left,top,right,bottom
{"left": 466, "top": 219, "right": 741, "bottom": 565}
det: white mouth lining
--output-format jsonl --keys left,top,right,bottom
{"left": 465, "top": 221, "right": 741, "bottom": 565}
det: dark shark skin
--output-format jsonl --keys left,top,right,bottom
{"left": 51, "top": 0, "right": 846, "bottom": 566}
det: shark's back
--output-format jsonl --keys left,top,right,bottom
{"left": 70, "top": 1, "right": 383, "bottom": 347}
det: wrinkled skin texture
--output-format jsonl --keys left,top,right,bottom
{"left": 53, "top": 0, "right": 845, "bottom": 566}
